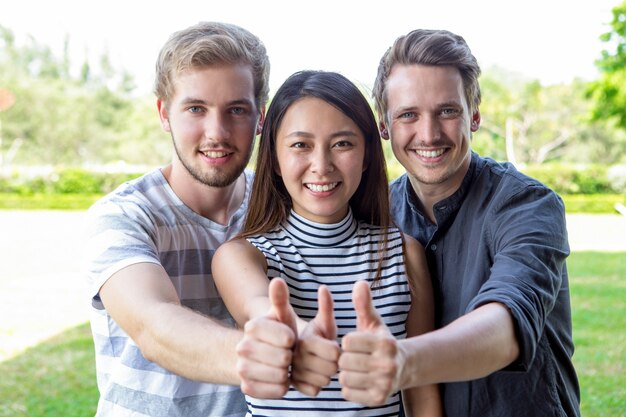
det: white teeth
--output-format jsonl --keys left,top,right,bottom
{"left": 416, "top": 149, "right": 445, "bottom": 158}
{"left": 306, "top": 182, "right": 339, "bottom": 192}
{"left": 203, "top": 151, "right": 228, "bottom": 158}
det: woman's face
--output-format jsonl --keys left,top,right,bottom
{"left": 275, "top": 97, "right": 366, "bottom": 224}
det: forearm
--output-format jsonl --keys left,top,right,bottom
{"left": 402, "top": 385, "right": 443, "bottom": 417}
{"left": 398, "top": 302, "right": 519, "bottom": 388}
{"left": 136, "top": 301, "right": 242, "bottom": 385}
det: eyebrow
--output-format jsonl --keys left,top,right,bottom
{"left": 283, "top": 130, "right": 359, "bottom": 139}
{"left": 438, "top": 100, "right": 463, "bottom": 108}
{"left": 392, "top": 100, "right": 463, "bottom": 116}
{"left": 179, "top": 97, "right": 255, "bottom": 107}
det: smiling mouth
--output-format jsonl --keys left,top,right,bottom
{"left": 305, "top": 182, "right": 339, "bottom": 192}
{"left": 202, "top": 150, "right": 230, "bottom": 158}
{"left": 415, "top": 149, "right": 446, "bottom": 158}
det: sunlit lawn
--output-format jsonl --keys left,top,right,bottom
{"left": 0, "top": 251, "right": 623, "bottom": 416}
{"left": 568, "top": 252, "right": 626, "bottom": 416}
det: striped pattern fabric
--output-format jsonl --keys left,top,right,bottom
{"left": 246, "top": 209, "right": 411, "bottom": 417}
{"left": 84, "top": 168, "right": 251, "bottom": 417}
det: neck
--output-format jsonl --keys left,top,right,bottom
{"left": 161, "top": 164, "right": 245, "bottom": 225}
{"left": 408, "top": 155, "right": 471, "bottom": 225}
{"left": 408, "top": 179, "right": 447, "bottom": 224}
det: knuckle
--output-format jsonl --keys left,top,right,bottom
{"left": 370, "top": 390, "right": 387, "bottom": 405}
{"left": 379, "top": 359, "right": 397, "bottom": 375}
{"left": 236, "top": 359, "right": 249, "bottom": 378}
{"left": 235, "top": 340, "right": 250, "bottom": 357}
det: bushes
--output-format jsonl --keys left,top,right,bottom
{"left": 0, "top": 164, "right": 624, "bottom": 213}
{"left": 521, "top": 164, "right": 626, "bottom": 195}
{"left": 389, "top": 160, "right": 626, "bottom": 195}
{"left": 560, "top": 194, "right": 626, "bottom": 214}
{"left": 0, "top": 167, "right": 143, "bottom": 195}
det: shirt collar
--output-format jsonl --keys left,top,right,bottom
{"left": 403, "top": 152, "right": 481, "bottom": 225}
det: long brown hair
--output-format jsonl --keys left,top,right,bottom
{"left": 243, "top": 70, "right": 392, "bottom": 280}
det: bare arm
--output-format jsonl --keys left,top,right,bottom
{"left": 212, "top": 238, "right": 277, "bottom": 325}
{"left": 340, "top": 235, "right": 518, "bottom": 408}
{"left": 213, "top": 239, "right": 340, "bottom": 398}
{"left": 212, "top": 239, "right": 299, "bottom": 398}
{"left": 99, "top": 262, "right": 241, "bottom": 384}
{"left": 398, "top": 301, "right": 519, "bottom": 388}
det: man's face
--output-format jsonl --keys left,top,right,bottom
{"left": 383, "top": 64, "right": 480, "bottom": 196}
{"left": 158, "top": 64, "right": 261, "bottom": 187}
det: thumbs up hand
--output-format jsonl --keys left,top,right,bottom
{"left": 339, "top": 280, "right": 401, "bottom": 406}
{"left": 236, "top": 278, "right": 298, "bottom": 399}
{"left": 291, "top": 284, "right": 340, "bottom": 396}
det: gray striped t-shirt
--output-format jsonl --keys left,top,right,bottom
{"left": 84, "top": 168, "right": 251, "bottom": 417}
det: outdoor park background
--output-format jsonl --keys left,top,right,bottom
{"left": 1, "top": 0, "right": 626, "bottom": 416}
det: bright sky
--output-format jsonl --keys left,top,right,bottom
{"left": 2, "top": 0, "right": 619, "bottom": 95}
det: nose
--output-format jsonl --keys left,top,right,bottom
{"left": 417, "top": 115, "right": 441, "bottom": 144}
{"left": 310, "top": 147, "right": 335, "bottom": 175}
{"left": 204, "top": 111, "right": 231, "bottom": 142}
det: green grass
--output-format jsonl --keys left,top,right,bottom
{"left": 0, "top": 252, "right": 624, "bottom": 416}
{"left": 568, "top": 252, "right": 626, "bottom": 417}
{"left": 0, "top": 193, "right": 102, "bottom": 210}
{"left": 0, "top": 323, "right": 98, "bottom": 417}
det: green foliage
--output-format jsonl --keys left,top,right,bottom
{"left": 588, "top": 1, "right": 626, "bottom": 131}
{"left": 477, "top": 72, "right": 625, "bottom": 165}
{"left": 0, "top": 193, "right": 101, "bottom": 210}
{"left": 2, "top": 24, "right": 626, "bottom": 170}
{"left": 53, "top": 168, "right": 102, "bottom": 194}
{"left": 0, "top": 24, "right": 169, "bottom": 167}
{"left": 0, "top": 167, "right": 142, "bottom": 195}
{"left": 522, "top": 164, "right": 614, "bottom": 194}
{"left": 2, "top": 163, "right": 624, "bottom": 213}
{"left": 560, "top": 194, "right": 626, "bottom": 214}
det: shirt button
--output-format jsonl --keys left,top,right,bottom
{"left": 430, "top": 244, "right": 437, "bottom": 251}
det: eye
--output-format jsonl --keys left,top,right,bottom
{"left": 188, "top": 106, "right": 203, "bottom": 114}
{"left": 440, "top": 107, "right": 460, "bottom": 118}
{"left": 399, "top": 111, "right": 416, "bottom": 119}
{"left": 333, "top": 140, "right": 353, "bottom": 148}
{"left": 290, "top": 141, "right": 307, "bottom": 149}
{"left": 230, "top": 106, "right": 247, "bottom": 115}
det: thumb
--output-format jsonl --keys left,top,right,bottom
{"left": 314, "top": 285, "right": 337, "bottom": 340}
{"left": 269, "top": 278, "right": 298, "bottom": 333}
{"left": 353, "top": 280, "right": 383, "bottom": 331}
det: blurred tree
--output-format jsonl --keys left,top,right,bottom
{"left": 588, "top": 0, "right": 626, "bottom": 129}
{"left": 0, "top": 24, "right": 169, "bottom": 167}
{"left": 476, "top": 68, "right": 626, "bottom": 165}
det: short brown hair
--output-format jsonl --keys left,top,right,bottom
{"left": 154, "top": 21, "right": 270, "bottom": 110}
{"left": 373, "top": 29, "right": 481, "bottom": 122}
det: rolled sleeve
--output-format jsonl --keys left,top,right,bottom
{"left": 466, "top": 185, "right": 569, "bottom": 371}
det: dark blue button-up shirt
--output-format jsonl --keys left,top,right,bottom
{"left": 391, "top": 152, "right": 580, "bottom": 417}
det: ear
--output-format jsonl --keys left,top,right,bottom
{"left": 379, "top": 120, "right": 389, "bottom": 140}
{"left": 157, "top": 99, "right": 171, "bottom": 132}
{"left": 470, "top": 109, "right": 481, "bottom": 132}
{"left": 256, "top": 105, "right": 266, "bottom": 135}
